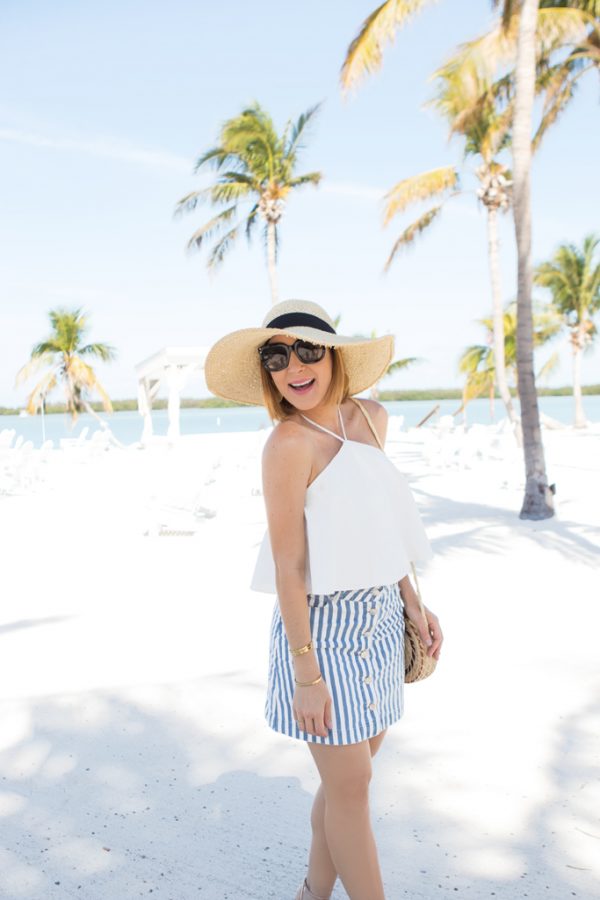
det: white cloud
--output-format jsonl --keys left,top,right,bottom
{"left": 0, "top": 127, "right": 388, "bottom": 203}
{"left": 0, "top": 127, "right": 191, "bottom": 173}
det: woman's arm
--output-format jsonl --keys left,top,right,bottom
{"left": 262, "top": 425, "right": 332, "bottom": 736}
{"left": 399, "top": 573, "right": 443, "bottom": 660}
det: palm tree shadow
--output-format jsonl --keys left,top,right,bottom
{"left": 0, "top": 680, "right": 315, "bottom": 899}
{"left": 410, "top": 486, "right": 600, "bottom": 566}
{"left": 0, "top": 615, "right": 77, "bottom": 636}
{"left": 1, "top": 672, "right": 598, "bottom": 899}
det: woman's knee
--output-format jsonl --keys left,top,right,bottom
{"left": 317, "top": 750, "right": 373, "bottom": 808}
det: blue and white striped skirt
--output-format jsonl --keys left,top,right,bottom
{"left": 265, "top": 581, "right": 405, "bottom": 745}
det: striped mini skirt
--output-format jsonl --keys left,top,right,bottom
{"left": 265, "top": 581, "right": 405, "bottom": 745}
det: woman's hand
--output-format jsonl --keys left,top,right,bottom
{"left": 401, "top": 582, "right": 443, "bottom": 661}
{"left": 293, "top": 679, "right": 333, "bottom": 738}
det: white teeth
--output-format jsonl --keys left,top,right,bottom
{"left": 290, "top": 378, "right": 313, "bottom": 387}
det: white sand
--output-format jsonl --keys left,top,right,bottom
{"left": 0, "top": 420, "right": 598, "bottom": 899}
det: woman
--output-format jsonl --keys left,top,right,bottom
{"left": 205, "top": 299, "right": 443, "bottom": 900}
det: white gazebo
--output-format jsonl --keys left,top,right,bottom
{"left": 135, "top": 346, "right": 209, "bottom": 443}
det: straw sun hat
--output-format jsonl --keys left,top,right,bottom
{"left": 204, "top": 299, "right": 395, "bottom": 406}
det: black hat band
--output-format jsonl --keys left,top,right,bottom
{"left": 266, "top": 312, "right": 336, "bottom": 334}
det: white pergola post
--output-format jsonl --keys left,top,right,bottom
{"left": 134, "top": 347, "right": 208, "bottom": 445}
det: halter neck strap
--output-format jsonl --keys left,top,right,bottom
{"left": 300, "top": 406, "right": 347, "bottom": 442}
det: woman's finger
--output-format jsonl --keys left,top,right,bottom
{"left": 425, "top": 611, "right": 443, "bottom": 658}
{"left": 324, "top": 698, "right": 333, "bottom": 731}
{"left": 313, "top": 714, "right": 327, "bottom": 738}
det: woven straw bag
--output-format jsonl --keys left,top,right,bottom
{"left": 350, "top": 398, "right": 437, "bottom": 683}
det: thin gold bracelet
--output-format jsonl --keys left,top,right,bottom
{"left": 290, "top": 640, "right": 313, "bottom": 657}
{"left": 294, "top": 673, "right": 323, "bottom": 687}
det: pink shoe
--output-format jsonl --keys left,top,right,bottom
{"left": 294, "top": 876, "right": 330, "bottom": 900}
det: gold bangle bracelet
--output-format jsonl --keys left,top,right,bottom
{"left": 294, "top": 673, "right": 323, "bottom": 687}
{"left": 290, "top": 640, "right": 313, "bottom": 657}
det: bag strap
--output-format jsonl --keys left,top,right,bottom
{"left": 349, "top": 397, "right": 422, "bottom": 602}
{"left": 349, "top": 397, "right": 384, "bottom": 451}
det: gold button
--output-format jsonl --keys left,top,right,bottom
{"left": 368, "top": 702, "right": 377, "bottom": 710}
{"left": 369, "top": 607, "right": 377, "bottom": 615}
{"left": 359, "top": 649, "right": 368, "bottom": 659}
{"left": 364, "top": 676, "right": 371, "bottom": 684}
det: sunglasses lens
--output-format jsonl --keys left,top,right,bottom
{"left": 259, "top": 345, "right": 289, "bottom": 371}
{"left": 259, "top": 340, "right": 327, "bottom": 371}
{"left": 296, "top": 341, "right": 326, "bottom": 363}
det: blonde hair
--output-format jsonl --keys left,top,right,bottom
{"left": 260, "top": 347, "right": 350, "bottom": 422}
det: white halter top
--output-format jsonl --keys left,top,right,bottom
{"left": 250, "top": 405, "right": 434, "bottom": 595}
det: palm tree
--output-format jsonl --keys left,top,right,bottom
{"left": 508, "top": 0, "right": 555, "bottom": 517}
{"left": 534, "top": 234, "right": 600, "bottom": 426}
{"left": 340, "top": 1, "right": 598, "bottom": 518}
{"left": 16, "top": 308, "right": 117, "bottom": 431}
{"left": 458, "top": 299, "right": 562, "bottom": 417}
{"left": 339, "top": 0, "right": 597, "bottom": 93}
{"left": 381, "top": 54, "right": 519, "bottom": 431}
{"left": 175, "top": 102, "right": 322, "bottom": 304}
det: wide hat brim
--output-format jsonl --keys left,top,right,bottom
{"left": 204, "top": 323, "right": 395, "bottom": 406}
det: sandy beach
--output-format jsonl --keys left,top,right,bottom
{"left": 0, "top": 418, "right": 599, "bottom": 899}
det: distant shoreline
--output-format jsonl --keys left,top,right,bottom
{"left": 2, "top": 384, "right": 599, "bottom": 416}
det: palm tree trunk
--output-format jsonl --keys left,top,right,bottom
{"left": 486, "top": 206, "right": 520, "bottom": 438}
{"left": 267, "top": 221, "right": 278, "bottom": 305}
{"left": 572, "top": 322, "right": 587, "bottom": 427}
{"left": 512, "top": 0, "right": 554, "bottom": 519}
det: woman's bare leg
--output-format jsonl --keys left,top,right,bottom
{"left": 306, "top": 730, "right": 387, "bottom": 898}
{"left": 304, "top": 730, "right": 388, "bottom": 899}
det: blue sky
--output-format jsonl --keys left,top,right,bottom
{"left": 1, "top": 0, "right": 598, "bottom": 407}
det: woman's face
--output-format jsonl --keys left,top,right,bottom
{"left": 266, "top": 334, "right": 333, "bottom": 411}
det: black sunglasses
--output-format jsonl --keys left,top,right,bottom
{"left": 258, "top": 339, "right": 328, "bottom": 372}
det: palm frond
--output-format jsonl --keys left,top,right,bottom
{"left": 284, "top": 103, "right": 322, "bottom": 159}
{"left": 207, "top": 224, "right": 242, "bottom": 270}
{"left": 174, "top": 188, "right": 213, "bottom": 216}
{"left": 383, "top": 168, "right": 457, "bottom": 223}
{"left": 209, "top": 179, "right": 254, "bottom": 204}
{"left": 287, "top": 172, "right": 322, "bottom": 189}
{"left": 536, "top": 7, "right": 598, "bottom": 56}
{"left": 78, "top": 342, "right": 117, "bottom": 362}
{"left": 536, "top": 350, "right": 561, "bottom": 384}
{"left": 245, "top": 204, "right": 260, "bottom": 242}
{"left": 15, "top": 353, "right": 56, "bottom": 387}
{"left": 384, "top": 206, "right": 442, "bottom": 270}
{"left": 68, "top": 357, "right": 113, "bottom": 412}
{"left": 533, "top": 58, "right": 593, "bottom": 151}
{"left": 24, "top": 369, "right": 58, "bottom": 415}
{"left": 385, "top": 356, "right": 418, "bottom": 375}
{"left": 193, "top": 147, "right": 236, "bottom": 172}
{"left": 465, "top": 369, "right": 494, "bottom": 401}
{"left": 458, "top": 343, "right": 491, "bottom": 375}
{"left": 185, "top": 206, "right": 238, "bottom": 252}
{"left": 48, "top": 308, "right": 89, "bottom": 354}
{"left": 493, "top": 0, "right": 518, "bottom": 32}
{"left": 29, "top": 340, "right": 62, "bottom": 358}
{"left": 341, "top": 0, "right": 440, "bottom": 93}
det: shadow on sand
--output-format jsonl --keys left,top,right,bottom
{"left": 0, "top": 669, "right": 598, "bottom": 900}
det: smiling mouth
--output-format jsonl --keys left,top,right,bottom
{"left": 289, "top": 378, "right": 315, "bottom": 393}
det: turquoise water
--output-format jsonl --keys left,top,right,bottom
{"left": 2, "top": 394, "right": 599, "bottom": 448}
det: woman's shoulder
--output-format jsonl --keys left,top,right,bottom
{"left": 261, "top": 416, "right": 313, "bottom": 468}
